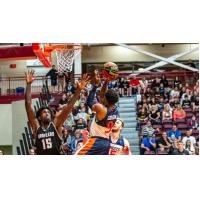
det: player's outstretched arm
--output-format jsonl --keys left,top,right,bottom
{"left": 54, "top": 74, "right": 90, "bottom": 128}
{"left": 25, "top": 69, "right": 39, "bottom": 138}
{"left": 100, "top": 79, "right": 109, "bottom": 104}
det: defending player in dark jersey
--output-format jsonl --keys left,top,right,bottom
{"left": 76, "top": 70, "right": 119, "bottom": 155}
{"left": 109, "top": 118, "right": 131, "bottom": 155}
{"left": 25, "top": 69, "right": 90, "bottom": 155}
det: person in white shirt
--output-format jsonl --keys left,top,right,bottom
{"left": 182, "top": 129, "right": 196, "bottom": 147}
{"left": 170, "top": 86, "right": 180, "bottom": 98}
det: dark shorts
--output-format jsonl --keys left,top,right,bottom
{"left": 51, "top": 79, "right": 57, "bottom": 86}
{"left": 76, "top": 137, "right": 110, "bottom": 155}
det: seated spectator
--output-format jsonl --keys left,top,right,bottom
{"left": 70, "top": 129, "right": 82, "bottom": 154}
{"left": 174, "top": 76, "right": 181, "bottom": 88}
{"left": 181, "top": 95, "right": 191, "bottom": 109}
{"left": 154, "top": 87, "right": 161, "bottom": 100}
{"left": 151, "top": 77, "right": 160, "bottom": 89}
{"left": 139, "top": 77, "right": 148, "bottom": 93}
{"left": 141, "top": 120, "right": 155, "bottom": 137}
{"left": 167, "top": 124, "right": 182, "bottom": 142}
{"left": 138, "top": 108, "right": 148, "bottom": 122}
{"left": 130, "top": 76, "right": 140, "bottom": 95}
{"left": 158, "top": 96, "right": 165, "bottom": 112}
{"left": 187, "top": 115, "right": 199, "bottom": 129}
{"left": 169, "top": 139, "right": 178, "bottom": 154}
{"left": 170, "top": 86, "right": 180, "bottom": 98}
{"left": 75, "top": 107, "right": 89, "bottom": 123}
{"left": 160, "top": 75, "right": 169, "bottom": 88}
{"left": 63, "top": 112, "right": 75, "bottom": 127}
{"left": 141, "top": 133, "right": 156, "bottom": 154}
{"left": 191, "top": 95, "right": 199, "bottom": 111}
{"left": 182, "top": 129, "right": 197, "bottom": 147}
{"left": 184, "top": 140, "right": 195, "bottom": 155}
{"left": 173, "top": 104, "right": 186, "bottom": 121}
{"left": 181, "top": 88, "right": 192, "bottom": 103}
{"left": 149, "top": 105, "right": 160, "bottom": 124}
{"left": 58, "top": 93, "right": 68, "bottom": 110}
{"left": 172, "top": 141, "right": 189, "bottom": 155}
{"left": 75, "top": 118, "right": 87, "bottom": 130}
{"left": 169, "top": 97, "right": 180, "bottom": 109}
{"left": 157, "top": 131, "right": 172, "bottom": 153}
{"left": 179, "top": 86, "right": 186, "bottom": 99}
{"left": 162, "top": 104, "right": 173, "bottom": 121}
{"left": 0, "top": 150, "right": 4, "bottom": 155}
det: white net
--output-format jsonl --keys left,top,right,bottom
{"left": 55, "top": 46, "right": 81, "bottom": 73}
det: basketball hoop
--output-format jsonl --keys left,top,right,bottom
{"left": 54, "top": 44, "right": 82, "bottom": 73}
{"left": 32, "top": 43, "right": 82, "bottom": 72}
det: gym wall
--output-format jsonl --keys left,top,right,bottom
{"left": 82, "top": 44, "right": 199, "bottom": 63}
{"left": 0, "top": 104, "right": 12, "bottom": 146}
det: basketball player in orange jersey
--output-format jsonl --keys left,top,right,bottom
{"left": 109, "top": 118, "right": 131, "bottom": 155}
{"left": 76, "top": 69, "right": 119, "bottom": 155}
{"left": 25, "top": 69, "right": 90, "bottom": 155}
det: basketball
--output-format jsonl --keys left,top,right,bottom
{"left": 102, "top": 62, "right": 119, "bottom": 81}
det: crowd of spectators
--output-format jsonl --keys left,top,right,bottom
{"left": 136, "top": 75, "right": 199, "bottom": 155}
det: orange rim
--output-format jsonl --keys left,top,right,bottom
{"left": 44, "top": 44, "right": 81, "bottom": 53}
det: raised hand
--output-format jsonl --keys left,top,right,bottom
{"left": 25, "top": 69, "right": 35, "bottom": 85}
{"left": 91, "top": 69, "right": 101, "bottom": 86}
{"left": 76, "top": 74, "right": 90, "bottom": 90}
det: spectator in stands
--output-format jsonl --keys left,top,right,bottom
{"left": 46, "top": 65, "right": 58, "bottom": 93}
{"left": 141, "top": 133, "right": 156, "bottom": 154}
{"left": 57, "top": 72, "right": 65, "bottom": 93}
{"left": 139, "top": 77, "right": 148, "bottom": 94}
{"left": 162, "top": 104, "right": 173, "bottom": 121}
{"left": 182, "top": 129, "right": 197, "bottom": 148}
{"left": 179, "top": 86, "right": 186, "bottom": 99}
{"left": 160, "top": 75, "right": 169, "bottom": 88}
{"left": 157, "top": 131, "right": 171, "bottom": 153}
{"left": 66, "top": 81, "right": 75, "bottom": 94}
{"left": 173, "top": 104, "right": 186, "bottom": 121}
{"left": 138, "top": 108, "right": 148, "bottom": 122}
{"left": 151, "top": 77, "right": 160, "bottom": 89}
{"left": 172, "top": 141, "right": 189, "bottom": 155}
{"left": 123, "top": 77, "right": 130, "bottom": 97}
{"left": 187, "top": 114, "right": 199, "bottom": 130}
{"left": 149, "top": 105, "right": 160, "bottom": 125}
{"left": 182, "top": 95, "right": 191, "bottom": 109}
{"left": 75, "top": 107, "right": 89, "bottom": 123}
{"left": 169, "top": 139, "right": 178, "bottom": 154}
{"left": 141, "top": 120, "right": 155, "bottom": 137}
{"left": 192, "top": 95, "right": 199, "bottom": 111}
{"left": 130, "top": 76, "right": 140, "bottom": 95}
{"left": 63, "top": 112, "right": 75, "bottom": 127}
{"left": 159, "top": 83, "right": 165, "bottom": 96}
{"left": 70, "top": 129, "right": 82, "bottom": 154}
{"left": 75, "top": 118, "right": 87, "bottom": 130}
{"left": 174, "top": 76, "right": 181, "bottom": 88}
{"left": 170, "top": 86, "right": 180, "bottom": 98}
{"left": 158, "top": 96, "right": 165, "bottom": 112}
{"left": 184, "top": 139, "right": 195, "bottom": 155}
{"left": 58, "top": 93, "right": 68, "bottom": 110}
{"left": 167, "top": 124, "right": 182, "bottom": 143}
{"left": 169, "top": 97, "right": 180, "bottom": 109}
{"left": 118, "top": 77, "right": 124, "bottom": 97}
